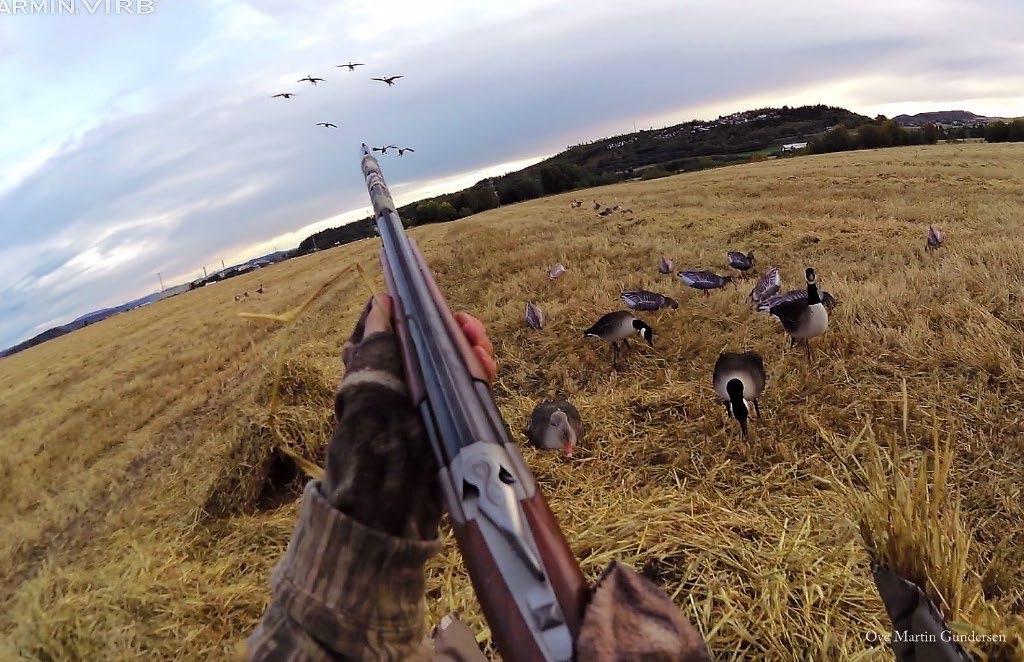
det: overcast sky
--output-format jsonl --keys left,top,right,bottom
{"left": 1, "top": 0, "right": 1023, "bottom": 348}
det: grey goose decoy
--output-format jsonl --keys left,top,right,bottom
{"left": 372, "top": 75, "right": 404, "bottom": 86}
{"left": 678, "top": 270, "right": 734, "bottom": 296}
{"left": 583, "top": 311, "right": 653, "bottom": 367}
{"left": 658, "top": 255, "right": 674, "bottom": 275}
{"left": 767, "top": 267, "right": 829, "bottom": 361}
{"left": 727, "top": 250, "right": 755, "bottom": 274}
{"left": 620, "top": 290, "right": 678, "bottom": 311}
{"left": 748, "top": 266, "right": 782, "bottom": 306}
{"left": 525, "top": 301, "right": 545, "bottom": 329}
{"left": 713, "top": 351, "right": 766, "bottom": 437}
{"left": 298, "top": 76, "right": 325, "bottom": 85}
{"left": 524, "top": 400, "right": 584, "bottom": 457}
{"left": 757, "top": 287, "right": 837, "bottom": 313}
{"left": 548, "top": 263, "right": 567, "bottom": 280}
{"left": 597, "top": 207, "right": 613, "bottom": 217}
{"left": 926, "top": 225, "right": 944, "bottom": 252}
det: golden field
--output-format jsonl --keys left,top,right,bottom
{"left": 1, "top": 143, "right": 1023, "bottom": 660}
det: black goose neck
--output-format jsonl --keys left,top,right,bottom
{"left": 807, "top": 281, "right": 821, "bottom": 305}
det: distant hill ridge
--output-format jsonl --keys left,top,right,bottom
{"left": 893, "top": 110, "right": 996, "bottom": 126}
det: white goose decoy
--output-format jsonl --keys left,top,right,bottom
{"left": 583, "top": 311, "right": 654, "bottom": 367}
{"left": 525, "top": 301, "right": 545, "bottom": 329}
{"left": 768, "top": 267, "right": 829, "bottom": 361}
{"left": 713, "top": 351, "right": 767, "bottom": 436}
{"left": 548, "top": 263, "right": 567, "bottom": 280}
{"left": 926, "top": 225, "right": 944, "bottom": 252}
{"left": 748, "top": 267, "right": 782, "bottom": 306}
{"left": 524, "top": 400, "right": 584, "bottom": 456}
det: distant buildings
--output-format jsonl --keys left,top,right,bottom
{"left": 782, "top": 142, "right": 808, "bottom": 152}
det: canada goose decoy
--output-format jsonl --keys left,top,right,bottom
{"left": 620, "top": 290, "right": 679, "bottom": 311}
{"left": 271, "top": 93, "right": 296, "bottom": 99}
{"left": 713, "top": 351, "right": 766, "bottom": 437}
{"left": 659, "top": 256, "right": 674, "bottom": 275}
{"left": 372, "top": 145, "right": 397, "bottom": 154}
{"left": 337, "top": 62, "right": 365, "bottom": 71}
{"left": 570, "top": 199, "right": 582, "bottom": 208}
{"left": 372, "top": 75, "right": 404, "bottom": 86}
{"left": 597, "top": 207, "right": 613, "bottom": 217}
{"left": 525, "top": 301, "right": 545, "bottom": 329}
{"left": 757, "top": 287, "right": 837, "bottom": 313}
{"left": 524, "top": 400, "right": 584, "bottom": 457}
{"left": 316, "top": 122, "right": 338, "bottom": 128}
{"left": 677, "top": 270, "right": 734, "bottom": 296}
{"left": 397, "top": 147, "right": 415, "bottom": 156}
{"left": 298, "top": 76, "right": 325, "bottom": 85}
{"left": 593, "top": 201, "right": 601, "bottom": 210}
{"left": 256, "top": 284, "right": 265, "bottom": 294}
{"left": 612, "top": 205, "right": 620, "bottom": 211}
{"left": 767, "top": 267, "right": 829, "bottom": 361}
{"left": 748, "top": 267, "right": 782, "bottom": 306}
{"left": 583, "top": 311, "right": 653, "bottom": 367}
{"left": 926, "top": 225, "right": 944, "bottom": 252}
{"left": 548, "top": 263, "right": 567, "bottom": 280}
{"left": 727, "top": 251, "right": 755, "bottom": 274}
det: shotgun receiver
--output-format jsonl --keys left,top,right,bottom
{"left": 360, "top": 145, "right": 587, "bottom": 661}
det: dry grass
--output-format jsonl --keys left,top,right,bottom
{"left": 1, "top": 143, "right": 1023, "bottom": 660}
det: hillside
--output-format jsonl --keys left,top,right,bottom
{"left": 2, "top": 144, "right": 1023, "bottom": 659}
{"left": 893, "top": 110, "right": 994, "bottom": 126}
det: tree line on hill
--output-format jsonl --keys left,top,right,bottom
{"left": 809, "top": 116, "right": 1024, "bottom": 155}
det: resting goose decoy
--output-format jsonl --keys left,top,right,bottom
{"left": 583, "top": 311, "right": 654, "bottom": 367}
{"left": 524, "top": 400, "right": 584, "bottom": 457}
{"left": 525, "top": 301, "right": 545, "bottom": 329}
{"left": 677, "top": 270, "right": 734, "bottom": 296}
{"left": 748, "top": 267, "right": 782, "bottom": 305}
{"left": 926, "top": 225, "right": 944, "bottom": 252}
{"left": 727, "top": 250, "right": 755, "bottom": 274}
{"left": 620, "top": 290, "right": 678, "bottom": 311}
{"left": 658, "top": 256, "right": 674, "bottom": 275}
{"left": 713, "top": 352, "right": 766, "bottom": 437}
{"left": 548, "top": 263, "right": 567, "bottom": 280}
{"left": 768, "top": 267, "right": 829, "bottom": 361}
{"left": 757, "top": 287, "right": 837, "bottom": 313}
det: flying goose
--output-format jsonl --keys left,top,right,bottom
{"left": 372, "top": 75, "right": 404, "bottom": 86}
{"left": 748, "top": 267, "right": 782, "bottom": 306}
{"left": 583, "top": 311, "right": 653, "bottom": 367}
{"left": 620, "top": 290, "right": 679, "bottom": 311}
{"left": 316, "top": 122, "right": 338, "bottom": 128}
{"left": 271, "top": 93, "right": 296, "bottom": 99}
{"left": 926, "top": 225, "right": 944, "bottom": 252}
{"left": 548, "top": 263, "right": 567, "bottom": 279}
{"left": 372, "top": 145, "right": 397, "bottom": 154}
{"left": 397, "top": 147, "right": 415, "bottom": 156}
{"left": 713, "top": 351, "right": 766, "bottom": 437}
{"left": 678, "top": 270, "right": 734, "bottom": 296}
{"left": 659, "top": 256, "right": 674, "bottom": 275}
{"left": 524, "top": 400, "right": 584, "bottom": 457}
{"left": 525, "top": 301, "right": 545, "bottom": 329}
{"left": 298, "top": 76, "right": 325, "bottom": 85}
{"left": 727, "top": 250, "right": 755, "bottom": 274}
{"left": 767, "top": 267, "right": 829, "bottom": 361}
{"left": 337, "top": 62, "right": 365, "bottom": 71}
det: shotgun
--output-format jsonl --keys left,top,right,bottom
{"left": 359, "top": 145, "right": 587, "bottom": 661}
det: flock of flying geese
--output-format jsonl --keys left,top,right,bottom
{"left": 272, "top": 62, "right": 413, "bottom": 155}
{"left": 523, "top": 205, "right": 946, "bottom": 451}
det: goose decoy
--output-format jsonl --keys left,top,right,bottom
{"left": 612, "top": 205, "right": 620, "bottom": 211}
{"left": 620, "top": 290, "right": 679, "bottom": 311}
{"left": 757, "top": 287, "right": 837, "bottom": 313}
{"left": 525, "top": 301, "right": 545, "bottom": 329}
{"left": 597, "top": 207, "right": 613, "bottom": 217}
{"left": 316, "top": 122, "right": 338, "bottom": 128}
{"left": 570, "top": 199, "right": 582, "bottom": 208}
{"left": 926, "top": 225, "right": 944, "bottom": 252}
{"left": 748, "top": 267, "right": 782, "bottom": 305}
{"left": 524, "top": 400, "right": 584, "bottom": 457}
{"left": 677, "top": 270, "right": 734, "bottom": 296}
{"left": 583, "top": 311, "right": 653, "bottom": 367}
{"left": 298, "top": 76, "right": 325, "bottom": 85}
{"left": 727, "top": 250, "right": 755, "bottom": 274}
{"left": 658, "top": 256, "right": 674, "bottom": 275}
{"left": 548, "top": 263, "right": 567, "bottom": 280}
{"left": 271, "top": 93, "right": 296, "bottom": 99}
{"left": 621, "top": 208, "right": 634, "bottom": 214}
{"left": 397, "top": 147, "right": 415, "bottom": 156}
{"left": 592, "top": 201, "right": 601, "bottom": 210}
{"left": 372, "top": 75, "right": 404, "bottom": 86}
{"left": 337, "top": 62, "right": 365, "bottom": 71}
{"left": 713, "top": 351, "right": 766, "bottom": 437}
{"left": 256, "top": 284, "right": 265, "bottom": 294}
{"left": 767, "top": 267, "right": 829, "bottom": 361}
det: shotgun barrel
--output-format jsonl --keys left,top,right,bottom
{"left": 359, "top": 145, "right": 586, "bottom": 661}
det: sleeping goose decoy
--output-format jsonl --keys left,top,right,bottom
{"left": 768, "top": 267, "right": 829, "bottom": 361}
{"left": 727, "top": 250, "right": 755, "bottom": 274}
{"left": 926, "top": 225, "right": 944, "bottom": 252}
{"left": 658, "top": 256, "right": 674, "bottom": 275}
{"left": 748, "top": 267, "right": 782, "bottom": 305}
{"left": 548, "top": 263, "right": 567, "bottom": 280}
{"left": 524, "top": 400, "right": 584, "bottom": 457}
{"left": 677, "top": 270, "right": 734, "bottom": 296}
{"left": 713, "top": 351, "right": 766, "bottom": 437}
{"left": 620, "top": 290, "right": 678, "bottom": 311}
{"left": 583, "top": 311, "right": 654, "bottom": 367}
{"left": 525, "top": 301, "right": 545, "bottom": 329}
